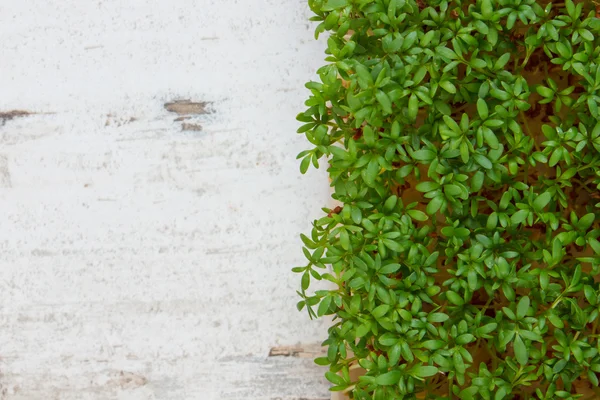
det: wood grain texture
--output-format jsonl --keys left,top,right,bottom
{"left": 0, "top": 1, "right": 334, "bottom": 398}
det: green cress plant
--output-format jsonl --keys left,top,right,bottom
{"left": 294, "top": 0, "right": 600, "bottom": 398}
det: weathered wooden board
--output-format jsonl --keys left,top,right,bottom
{"left": 0, "top": 1, "right": 333, "bottom": 398}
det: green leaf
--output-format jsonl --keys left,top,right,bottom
{"left": 514, "top": 335, "right": 528, "bottom": 365}
{"left": 340, "top": 229, "right": 351, "bottom": 250}
{"left": 380, "top": 263, "right": 401, "bottom": 274}
{"left": 580, "top": 29, "right": 594, "bottom": 41}
{"left": 440, "top": 80, "right": 457, "bottom": 94}
{"left": 422, "top": 340, "right": 446, "bottom": 350}
{"left": 578, "top": 213, "right": 595, "bottom": 230}
{"left": 483, "top": 128, "right": 499, "bottom": 149}
{"left": 548, "top": 313, "right": 565, "bottom": 328}
{"left": 435, "top": 100, "right": 451, "bottom": 115}
{"left": 300, "top": 155, "right": 311, "bottom": 174}
{"left": 375, "top": 371, "right": 401, "bottom": 385}
{"left": 436, "top": 46, "right": 457, "bottom": 60}
{"left": 412, "top": 149, "right": 436, "bottom": 161}
{"left": 416, "top": 181, "right": 440, "bottom": 192}
{"left": 314, "top": 357, "right": 330, "bottom": 366}
{"left": 490, "top": 86, "right": 510, "bottom": 101}
{"left": 301, "top": 272, "right": 310, "bottom": 290}
{"left": 356, "top": 323, "right": 371, "bottom": 337}
{"left": 471, "top": 171, "right": 485, "bottom": 191}
{"left": 585, "top": 285, "right": 597, "bottom": 305}
{"left": 399, "top": 309, "right": 412, "bottom": 321}
{"left": 472, "top": 58, "right": 487, "bottom": 69}
{"left": 384, "top": 195, "right": 398, "bottom": 212}
{"left": 376, "top": 90, "right": 393, "bottom": 114}
{"left": 476, "top": 323, "right": 498, "bottom": 336}
{"left": 459, "top": 143, "right": 470, "bottom": 164}
{"left": 549, "top": 147, "right": 563, "bottom": 167}
{"left": 474, "top": 20, "right": 489, "bottom": 35}
{"left": 532, "top": 192, "right": 552, "bottom": 212}
{"left": 362, "top": 218, "right": 377, "bottom": 233}
{"left": 329, "top": 146, "right": 349, "bottom": 160}
{"left": 388, "top": 343, "right": 402, "bottom": 366}
{"left": 503, "top": 307, "right": 516, "bottom": 320}
{"left": 426, "top": 195, "right": 444, "bottom": 215}
{"left": 413, "top": 66, "right": 428, "bottom": 85}
{"left": 372, "top": 304, "right": 390, "bottom": 318}
{"left": 453, "top": 351, "right": 465, "bottom": 373}
{"left": 322, "top": 0, "right": 349, "bottom": 10}
{"left": 421, "top": 30, "right": 436, "bottom": 46}
{"left": 318, "top": 296, "right": 332, "bottom": 316}
{"left": 443, "top": 115, "right": 461, "bottom": 135}
{"left": 355, "top": 63, "right": 373, "bottom": 88}
{"left": 481, "top": 0, "right": 493, "bottom": 19}
{"left": 477, "top": 98, "right": 489, "bottom": 120}
{"left": 428, "top": 312, "right": 449, "bottom": 323}
{"left": 325, "top": 371, "right": 346, "bottom": 385}
{"left": 446, "top": 291, "right": 464, "bottom": 306}
{"left": 456, "top": 334, "right": 475, "bottom": 345}
{"left": 511, "top": 209, "right": 529, "bottom": 225}
{"left": 537, "top": 86, "right": 554, "bottom": 98}
{"left": 383, "top": 239, "right": 404, "bottom": 252}
{"left": 407, "top": 209, "right": 428, "bottom": 221}
{"left": 589, "top": 238, "right": 600, "bottom": 255}
{"left": 410, "top": 365, "right": 438, "bottom": 378}
{"left": 363, "top": 159, "right": 380, "bottom": 186}
{"left": 351, "top": 207, "right": 362, "bottom": 224}
{"left": 473, "top": 154, "right": 493, "bottom": 169}
{"left": 520, "top": 330, "right": 542, "bottom": 342}
{"left": 553, "top": 359, "right": 567, "bottom": 373}
{"left": 494, "top": 53, "right": 510, "bottom": 70}
{"left": 517, "top": 296, "right": 530, "bottom": 320}
{"left": 487, "top": 212, "right": 498, "bottom": 229}
{"left": 444, "top": 184, "right": 462, "bottom": 197}
{"left": 408, "top": 94, "right": 419, "bottom": 121}
{"left": 495, "top": 387, "right": 508, "bottom": 400}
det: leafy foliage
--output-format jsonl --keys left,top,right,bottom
{"left": 294, "top": 0, "right": 600, "bottom": 398}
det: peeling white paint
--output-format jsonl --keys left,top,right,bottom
{"left": 0, "top": 1, "right": 332, "bottom": 398}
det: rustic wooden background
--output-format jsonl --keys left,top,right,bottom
{"left": 0, "top": 1, "right": 333, "bottom": 398}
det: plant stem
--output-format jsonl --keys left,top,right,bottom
{"left": 550, "top": 293, "right": 563, "bottom": 309}
{"left": 342, "top": 384, "right": 356, "bottom": 394}
{"left": 520, "top": 111, "right": 540, "bottom": 152}
{"left": 480, "top": 295, "right": 494, "bottom": 317}
{"left": 520, "top": 48, "right": 533, "bottom": 70}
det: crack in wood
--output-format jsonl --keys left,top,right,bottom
{"left": 0, "top": 110, "right": 32, "bottom": 126}
{"left": 181, "top": 123, "right": 203, "bottom": 132}
{"left": 164, "top": 100, "right": 209, "bottom": 116}
{"left": 268, "top": 344, "right": 325, "bottom": 358}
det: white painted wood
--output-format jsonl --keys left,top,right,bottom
{"left": 0, "top": 1, "right": 333, "bottom": 398}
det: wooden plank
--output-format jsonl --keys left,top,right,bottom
{"left": 0, "top": 1, "right": 335, "bottom": 398}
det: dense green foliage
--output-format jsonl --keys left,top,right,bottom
{"left": 294, "top": 0, "right": 600, "bottom": 398}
